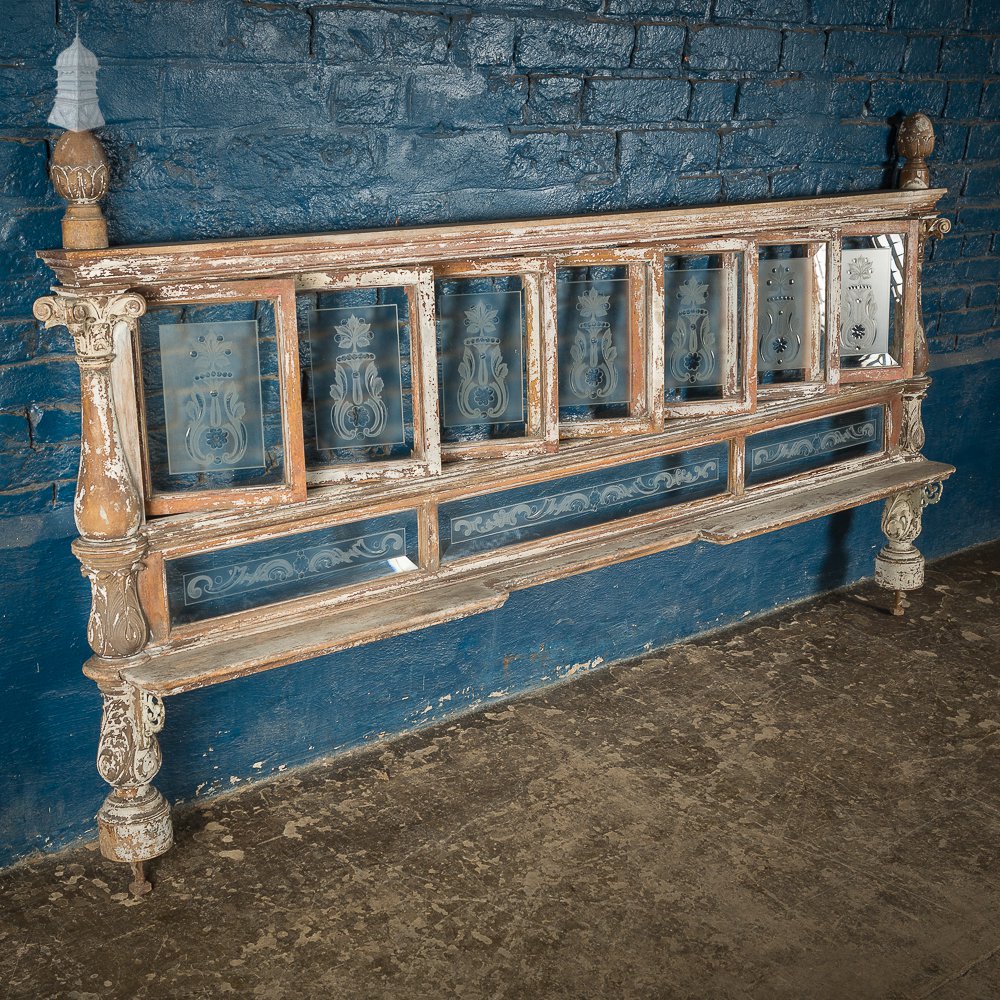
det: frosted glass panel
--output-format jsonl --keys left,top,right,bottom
{"left": 139, "top": 300, "right": 285, "bottom": 495}
{"left": 437, "top": 278, "right": 527, "bottom": 443}
{"left": 665, "top": 267, "right": 726, "bottom": 393}
{"left": 159, "top": 319, "right": 265, "bottom": 475}
{"left": 757, "top": 257, "right": 809, "bottom": 374}
{"left": 439, "top": 443, "right": 727, "bottom": 561}
{"left": 308, "top": 305, "right": 406, "bottom": 453}
{"left": 557, "top": 268, "right": 630, "bottom": 421}
{"left": 745, "top": 406, "right": 884, "bottom": 486}
{"left": 165, "top": 510, "right": 419, "bottom": 626}
{"left": 840, "top": 235, "right": 903, "bottom": 369}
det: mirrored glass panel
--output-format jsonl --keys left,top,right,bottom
{"left": 164, "top": 509, "right": 419, "bottom": 627}
{"left": 436, "top": 276, "right": 527, "bottom": 444}
{"left": 139, "top": 300, "right": 285, "bottom": 494}
{"left": 297, "top": 286, "right": 413, "bottom": 468}
{"left": 664, "top": 254, "right": 742, "bottom": 402}
{"left": 757, "top": 244, "right": 826, "bottom": 385}
{"left": 557, "top": 266, "right": 630, "bottom": 421}
{"left": 439, "top": 443, "right": 728, "bottom": 562}
{"left": 745, "top": 406, "right": 884, "bottom": 487}
{"left": 840, "top": 235, "right": 903, "bottom": 369}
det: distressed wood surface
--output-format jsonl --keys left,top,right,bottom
{"left": 122, "top": 457, "right": 953, "bottom": 697}
{"left": 39, "top": 190, "right": 947, "bottom": 288}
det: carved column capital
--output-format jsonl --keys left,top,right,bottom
{"left": 33, "top": 289, "right": 146, "bottom": 365}
{"left": 917, "top": 216, "right": 952, "bottom": 264}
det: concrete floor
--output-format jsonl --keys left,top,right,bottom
{"left": 1, "top": 542, "right": 999, "bottom": 1000}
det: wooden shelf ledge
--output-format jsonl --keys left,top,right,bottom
{"left": 124, "top": 458, "right": 953, "bottom": 698}
{"left": 124, "top": 578, "right": 509, "bottom": 697}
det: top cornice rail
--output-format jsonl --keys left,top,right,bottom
{"left": 37, "top": 188, "right": 947, "bottom": 288}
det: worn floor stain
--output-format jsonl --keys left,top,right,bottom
{"left": 1, "top": 542, "right": 999, "bottom": 1000}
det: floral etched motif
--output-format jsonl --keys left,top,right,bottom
{"left": 184, "top": 330, "right": 250, "bottom": 467}
{"left": 568, "top": 286, "right": 618, "bottom": 400}
{"left": 329, "top": 314, "right": 389, "bottom": 442}
{"left": 758, "top": 261, "right": 803, "bottom": 369}
{"left": 457, "top": 300, "right": 510, "bottom": 420}
{"left": 668, "top": 275, "right": 718, "bottom": 386}
{"left": 841, "top": 254, "right": 879, "bottom": 351}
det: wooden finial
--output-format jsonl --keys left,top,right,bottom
{"left": 50, "top": 129, "right": 110, "bottom": 249}
{"left": 897, "top": 113, "right": 935, "bottom": 190}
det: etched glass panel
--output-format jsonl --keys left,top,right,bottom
{"left": 757, "top": 244, "right": 826, "bottom": 385}
{"left": 139, "top": 300, "right": 284, "bottom": 494}
{"left": 436, "top": 276, "right": 526, "bottom": 443}
{"left": 164, "top": 509, "right": 419, "bottom": 626}
{"left": 298, "top": 286, "right": 412, "bottom": 468}
{"left": 664, "top": 254, "right": 742, "bottom": 402}
{"left": 840, "top": 236, "right": 902, "bottom": 369}
{"left": 557, "top": 266, "right": 630, "bottom": 421}
{"left": 745, "top": 406, "right": 884, "bottom": 487}
{"left": 439, "top": 443, "right": 728, "bottom": 562}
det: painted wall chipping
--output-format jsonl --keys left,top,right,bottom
{"left": 1, "top": 0, "right": 998, "bottom": 865}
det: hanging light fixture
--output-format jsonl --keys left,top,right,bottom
{"left": 47, "top": 30, "right": 110, "bottom": 250}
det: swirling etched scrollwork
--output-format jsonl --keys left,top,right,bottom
{"left": 457, "top": 301, "right": 510, "bottom": 421}
{"left": 750, "top": 419, "right": 877, "bottom": 472}
{"left": 668, "top": 275, "right": 717, "bottom": 385}
{"left": 182, "top": 531, "right": 407, "bottom": 605}
{"left": 451, "top": 461, "right": 720, "bottom": 541}
{"left": 329, "top": 314, "right": 389, "bottom": 442}
{"left": 568, "top": 287, "right": 618, "bottom": 400}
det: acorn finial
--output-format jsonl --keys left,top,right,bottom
{"left": 897, "top": 113, "right": 935, "bottom": 190}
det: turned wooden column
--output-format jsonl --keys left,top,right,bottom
{"left": 877, "top": 113, "right": 951, "bottom": 615}
{"left": 33, "top": 289, "right": 172, "bottom": 895}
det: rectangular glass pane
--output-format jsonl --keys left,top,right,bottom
{"left": 664, "top": 254, "right": 742, "bottom": 402}
{"left": 439, "top": 443, "right": 728, "bottom": 561}
{"left": 436, "top": 277, "right": 527, "bottom": 443}
{"left": 140, "top": 300, "right": 285, "bottom": 494}
{"left": 557, "top": 267, "right": 630, "bottom": 421}
{"left": 758, "top": 245, "right": 826, "bottom": 385}
{"left": 745, "top": 406, "right": 884, "bottom": 486}
{"left": 165, "top": 510, "right": 419, "bottom": 626}
{"left": 840, "top": 236, "right": 903, "bottom": 369}
{"left": 298, "top": 286, "right": 413, "bottom": 468}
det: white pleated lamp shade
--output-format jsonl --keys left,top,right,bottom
{"left": 49, "top": 34, "right": 105, "bottom": 132}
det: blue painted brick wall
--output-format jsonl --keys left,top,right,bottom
{"left": 1, "top": 0, "right": 999, "bottom": 864}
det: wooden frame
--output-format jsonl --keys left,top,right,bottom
{"left": 661, "top": 239, "right": 755, "bottom": 419}
{"left": 133, "top": 278, "right": 306, "bottom": 516}
{"left": 293, "top": 267, "right": 441, "bottom": 485}
{"left": 555, "top": 248, "right": 661, "bottom": 438}
{"left": 433, "top": 257, "right": 558, "bottom": 461}
{"left": 755, "top": 232, "right": 839, "bottom": 401}
{"left": 837, "top": 220, "right": 917, "bottom": 384}
{"left": 31, "top": 111, "right": 958, "bottom": 897}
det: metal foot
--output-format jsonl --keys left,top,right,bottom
{"left": 891, "top": 589, "right": 907, "bottom": 616}
{"left": 128, "top": 860, "right": 152, "bottom": 897}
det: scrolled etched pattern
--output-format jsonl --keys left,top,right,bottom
{"left": 183, "top": 530, "right": 407, "bottom": 605}
{"left": 758, "top": 261, "right": 803, "bottom": 369}
{"left": 750, "top": 419, "right": 877, "bottom": 472}
{"left": 451, "top": 460, "right": 720, "bottom": 540}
